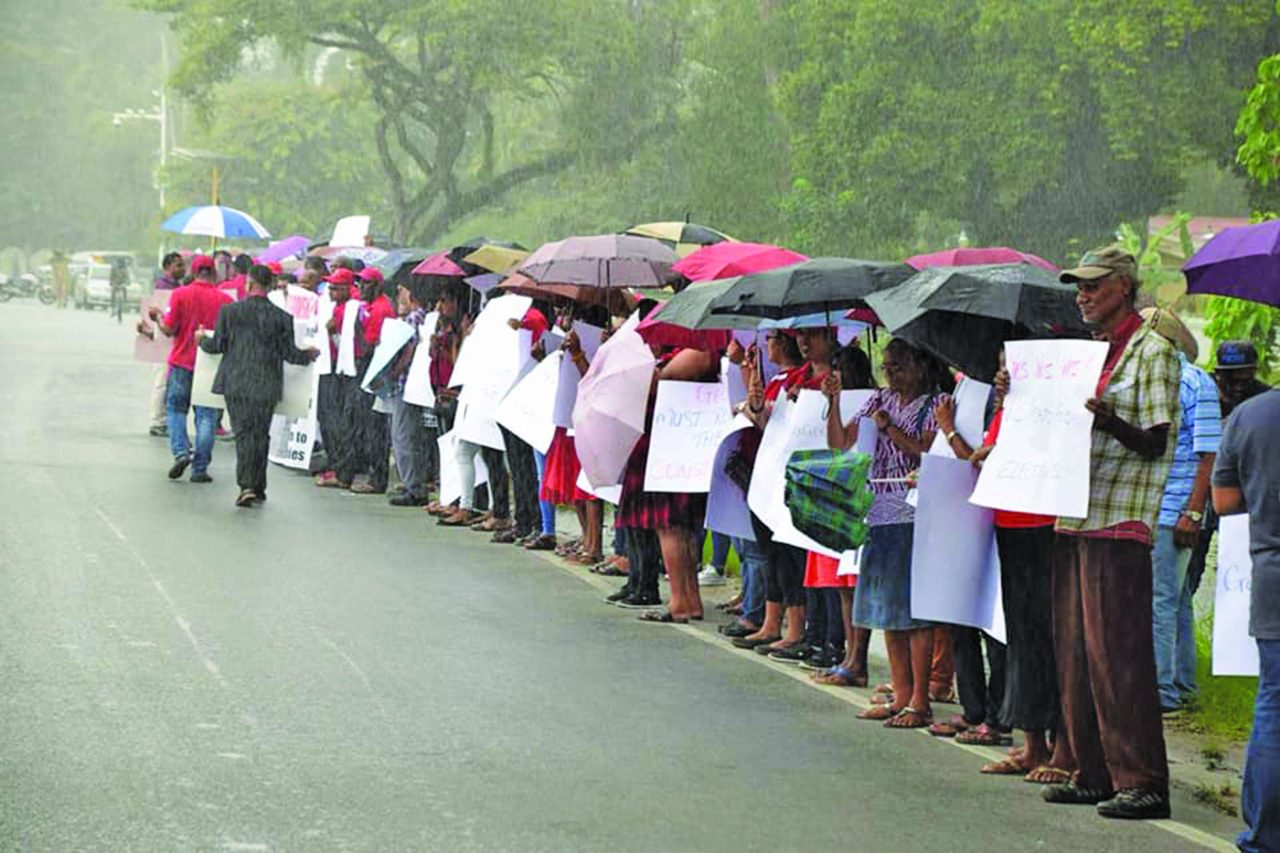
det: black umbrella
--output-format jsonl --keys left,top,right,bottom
{"left": 706, "top": 257, "right": 913, "bottom": 320}
{"left": 863, "top": 263, "right": 1089, "bottom": 381}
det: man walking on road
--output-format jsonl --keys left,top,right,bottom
{"left": 196, "top": 264, "right": 319, "bottom": 507}
{"left": 1212, "top": 387, "right": 1280, "bottom": 853}
{"left": 1046, "top": 248, "right": 1181, "bottom": 820}
{"left": 143, "top": 254, "right": 231, "bottom": 483}
{"left": 146, "top": 252, "right": 186, "bottom": 438}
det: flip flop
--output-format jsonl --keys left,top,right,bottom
{"left": 1025, "top": 766, "right": 1073, "bottom": 785}
{"left": 857, "top": 704, "right": 899, "bottom": 721}
{"left": 982, "top": 757, "right": 1030, "bottom": 776}
{"left": 884, "top": 706, "right": 932, "bottom": 729}
{"left": 638, "top": 610, "right": 689, "bottom": 624}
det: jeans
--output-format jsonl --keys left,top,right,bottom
{"left": 731, "top": 535, "right": 766, "bottom": 627}
{"left": 389, "top": 395, "right": 428, "bottom": 498}
{"left": 533, "top": 450, "right": 555, "bottom": 535}
{"left": 709, "top": 531, "right": 730, "bottom": 571}
{"left": 1240, "top": 639, "right": 1280, "bottom": 852}
{"left": 166, "top": 366, "right": 218, "bottom": 474}
{"left": 1152, "top": 525, "right": 1193, "bottom": 709}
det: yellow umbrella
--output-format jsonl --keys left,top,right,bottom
{"left": 624, "top": 221, "right": 735, "bottom": 258}
{"left": 461, "top": 244, "right": 529, "bottom": 274}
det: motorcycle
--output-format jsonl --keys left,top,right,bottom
{"left": 0, "top": 273, "right": 56, "bottom": 304}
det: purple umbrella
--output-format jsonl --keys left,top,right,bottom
{"left": 256, "top": 234, "right": 311, "bottom": 263}
{"left": 1183, "top": 219, "right": 1280, "bottom": 306}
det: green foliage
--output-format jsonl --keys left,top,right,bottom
{"left": 1204, "top": 295, "right": 1278, "bottom": 379}
{"left": 1238, "top": 54, "right": 1280, "bottom": 186}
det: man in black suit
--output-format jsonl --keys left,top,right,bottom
{"left": 196, "top": 265, "right": 319, "bottom": 507}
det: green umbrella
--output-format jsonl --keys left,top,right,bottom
{"left": 646, "top": 278, "right": 762, "bottom": 330}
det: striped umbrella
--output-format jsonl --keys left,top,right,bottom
{"left": 161, "top": 205, "right": 271, "bottom": 240}
{"left": 623, "top": 221, "right": 734, "bottom": 258}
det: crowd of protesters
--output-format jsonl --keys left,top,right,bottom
{"left": 135, "top": 241, "right": 1277, "bottom": 847}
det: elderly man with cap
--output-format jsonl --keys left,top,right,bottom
{"left": 1140, "top": 308, "right": 1221, "bottom": 715}
{"left": 1042, "top": 247, "right": 1181, "bottom": 820}
{"left": 139, "top": 254, "right": 232, "bottom": 483}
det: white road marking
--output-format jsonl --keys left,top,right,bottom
{"left": 215, "top": 752, "right": 250, "bottom": 761}
{"left": 313, "top": 628, "right": 389, "bottom": 719}
{"left": 221, "top": 842, "right": 269, "bottom": 851}
{"left": 92, "top": 507, "right": 227, "bottom": 688}
{"left": 528, "top": 548, "right": 1238, "bottom": 851}
{"left": 195, "top": 722, "right": 221, "bottom": 730}
{"left": 125, "top": 640, "right": 157, "bottom": 648}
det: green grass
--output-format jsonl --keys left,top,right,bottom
{"left": 1185, "top": 586, "right": 1257, "bottom": 741}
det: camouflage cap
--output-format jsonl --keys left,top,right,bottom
{"left": 1060, "top": 245, "right": 1138, "bottom": 284}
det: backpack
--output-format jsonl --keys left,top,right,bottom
{"left": 784, "top": 448, "right": 876, "bottom": 553}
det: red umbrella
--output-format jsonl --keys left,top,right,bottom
{"left": 635, "top": 301, "right": 732, "bottom": 351}
{"left": 673, "top": 242, "right": 809, "bottom": 282}
{"left": 906, "top": 246, "right": 1057, "bottom": 272}
{"left": 411, "top": 251, "right": 467, "bottom": 277}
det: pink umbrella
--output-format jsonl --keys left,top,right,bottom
{"left": 635, "top": 302, "right": 732, "bottom": 351}
{"left": 412, "top": 251, "right": 467, "bottom": 277}
{"left": 256, "top": 234, "right": 311, "bottom": 263}
{"left": 673, "top": 242, "right": 808, "bottom": 282}
{"left": 906, "top": 246, "right": 1058, "bottom": 272}
{"left": 572, "top": 320, "right": 656, "bottom": 488}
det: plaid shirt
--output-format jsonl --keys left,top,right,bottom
{"left": 1056, "top": 323, "right": 1181, "bottom": 543}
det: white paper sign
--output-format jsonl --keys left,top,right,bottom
{"left": 330, "top": 214, "right": 371, "bottom": 248}
{"left": 969, "top": 339, "right": 1108, "bottom": 519}
{"left": 929, "top": 377, "right": 992, "bottom": 458}
{"left": 134, "top": 292, "right": 172, "bottom": 363}
{"left": 267, "top": 362, "right": 319, "bottom": 470}
{"left": 401, "top": 311, "right": 439, "bottom": 408}
{"left": 747, "top": 392, "right": 828, "bottom": 555}
{"left": 437, "top": 429, "right": 490, "bottom": 506}
{"left": 335, "top": 299, "right": 362, "bottom": 377}
{"left": 837, "top": 547, "right": 862, "bottom": 576}
{"left": 704, "top": 417, "right": 757, "bottom": 540}
{"left": 553, "top": 322, "right": 604, "bottom": 428}
{"left": 643, "top": 380, "right": 734, "bottom": 493}
{"left": 721, "top": 356, "right": 748, "bottom": 407}
{"left": 576, "top": 467, "right": 622, "bottom": 505}
{"left": 190, "top": 348, "right": 224, "bottom": 410}
{"left": 1213, "top": 514, "right": 1259, "bottom": 677}
{"left": 910, "top": 455, "right": 1004, "bottom": 640}
{"left": 455, "top": 328, "right": 533, "bottom": 449}
{"left": 496, "top": 351, "right": 562, "bottom": 454}
{"left": 449, "top": 294, "right": 532, "bottom": 389}
{"left": 360, "top": 318, "right": 416, "bottom": 393}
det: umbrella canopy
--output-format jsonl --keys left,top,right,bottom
{"left": 446, "top": 237, "right": 527, "bottom": 276}
{"left": 636, "top": 301, "right": 735, "bottom": 351}
{"left": 638, "top": 278, "right": 759, "bottom": 333}
{"left": 863, "top": 263, "right": 1087, "bottom": 381}
{"left": 707, "top": 257, "right": 913, "bottom": 320}
{"left": 519, "top": 234, "right": 677, "bottom": 289}
{"left": 256, "top": 234, "right": 310, "bottom": 263}
{"left": 673, "top": 242, "right": 809, "bottom": 282}
{"left": 499, "top": 272, "right": 638, "bottom": 316}
{"left": 1182, "top": 219, "right": 1280, "bottom": 307}
{"left": 907, "top": 246, "right": 1057, "bottom": 272}
{"left": 161, "top": 205, "right": 270, "bottom": 240}
{"left": 572, "top": 320, "right": 657, "bottom": 488}
{"left": 461, "top": 244, "right": 529, "bottom": 274}
{"left": 412, "top": 251, "right": 468, "bottom": 277}
{"left": 374, "top": 247, "right": 431, "bottom": 277}
{"left": 624, "top": 221, "right": 734, "bottom": 258}
{"left": 308, "top": 245, "right": 388, "bottom": 265}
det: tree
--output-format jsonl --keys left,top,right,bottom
{"left": 141, "top": 0, "right": 688, "bottom": 245}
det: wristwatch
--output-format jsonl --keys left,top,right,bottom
{"left": 1182, "top": 509, "right": 1204, "bottom": 523}
{"left": 945, "top": 430, "right": 958, "bottom": 442}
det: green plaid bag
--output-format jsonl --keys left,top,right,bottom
{"left": 784, "top": 448, "right": 875, "bottom": 553}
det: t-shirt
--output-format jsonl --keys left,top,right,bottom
{"left": 163, "top": 280, "right": 232, "bottom": 371}
{"left": 1212, "top": 390, "right": 1280, "bottom": 640}
{"left": 1158, "top": 355, "right": 1221, "bottom": 528}
{"left": 362, "top": 294, "right": 397, "bottom": 348}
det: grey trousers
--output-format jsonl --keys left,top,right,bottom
{"left": 389, "top": 395, "right": 428, "bottom": 498}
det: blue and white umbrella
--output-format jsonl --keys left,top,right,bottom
{"left": 161, "top": 205, "right": 271, "bottom": 240}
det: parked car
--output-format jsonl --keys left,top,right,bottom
{"left": 70, "top": 251, "right": 143, "bottom": 311}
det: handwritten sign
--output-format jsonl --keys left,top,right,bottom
{"left": 267, "top": 363, "right": 321, "bottom": 471}
{"left": 133, "top": 291, "right": 172, "bottom": 363}
{"left": 643, "top": 380, "right": 733, "bottom": 493}
{"left": 910, "top": 454, "right": 1005, "bottom": 641}
{"left": 496, "top": 351, "right": 562, "bottom": 454}
{"left": 969, "top": 339, "right": 1108, "bottom": 519}
{"left": 1212, "top": 514, "right": 1259, "bottom": 677}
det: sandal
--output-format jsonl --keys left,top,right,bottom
{"left": 930, "top": 687, "right": 960, "bottom": 704}
{"left": 811, "top": 666, "right": 866, "bottom": 687}
{"left": 638, "top": 609, "right": 689, "bottom": 624}
{"left": 927, "top": 715, "right": 969, "bottom": 738}
{"left": 1025, "top": 766, "right": 1073, "bottom": 785}
{"left": 857, "top": 704, "right": 900, "bottom": 721}
{"left": 567, "top": 551, "right": 604, "bottom": 566}
{"left": 874, "top": 683, "right": 894, "bottom": 695}
{"left": 956, "top": 724, "right": 1009, "bottom": 746}
{"left": 982, "top": 757, "right": 1030, "bottom": 776}
{"left": 871, "top": 692, "right": 896, "bottom": 706}
{"left": 554, "top": 538, "right": 582, "bottom": 557}
{"left": 885, "top": 706, "right": 932, "bottom": 729}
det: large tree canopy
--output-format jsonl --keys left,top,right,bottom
{"left": 142, "top": 0, "right": 687, "bottom": 244}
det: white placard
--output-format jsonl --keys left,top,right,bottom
{"left": 553, "top": 322, "right": 604, "bottom": 428}
{"left": 402, "top": 313, "right": 440, "bottom": 408}
{"left": 909, "top": 455, "right": 1004, "bottom": 640}
{"left": 496, "top": 351, "right": 562, "bottom": 454}
{"left": 929, "top": 377, "right": 992, "bottom": 458}
{"left": 643, "top": 380, "right": 733, "bottom": 493}
{"left": 449, "top": 294, "right": 532, "bottom": 389}
{"left": 335, "top": 299, "right": 362, "bottom": 377}
{"left": 267, "top": 365, "right": 320, "bottom": 471}
{"left": 190, "top": 348, "right": 224, "bottom": 410}
{"left": 576, "top": 467, "right": 622, "bottom": 505}
{"left": 1212, "top": 514, "right": 1260, "bottom": 677}
{"left": 837, "top": 547, "right": 862, "bottom": 576}
{"left": 360, "top": 318, "right": 416, "bottom": 393}
{"left": 437, "top": 429, "right": 490, "bottom": 507}
{"left": 704, "top": 416, "right": 757, "bottom": 540}
{"left": 969, "top": 339, "right": 1108, "bottom": 519}
{"left": 721, "top": 356, "right": 748, "bottom": 407}
{"left": 330, "top": 214, "right": 370, "bottom": 248}
{"left": 134, "top": 291, "right": 172, "bottom": 363}
{"left": 455, "top": 328, "right": 533, "bottom": 449}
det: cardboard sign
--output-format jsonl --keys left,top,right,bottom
{"left": 133, "top": 291, "right": 172, "bottom": 363}
{"left": 703, "top": 416, "right": 757, "bottom": 540}
{"left": 455, "top": 328, "right": 533, "bottom": 449}
{"left": 969, "top": 339, "right": 1107, "bottom": 519}
{"left": 496, "top": 351, "right": 562, "bottom": 454}
{"left": 1212, "top": 514, "right": 1260, "bottom": 677}
{"left": 643, "top": 380, "right": 734, "bottom": 493}
{"left": 360, "top": 318, "right": 416, "bottom": 394}
{"left": 553, "top": 322, "right": 604, "bottom": 428}
{"left": 449, "top": 294, "right": 532, "bottom": 389}
{"left": 402, "top": 312, "right": 440, "bottom": 409}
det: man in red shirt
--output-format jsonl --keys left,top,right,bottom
{"left": 315, "top": 268, "right": 358, "bottom": 489}
{"left": 348, "top": 267, "right": 395, "bottom": 494}
{"left": 143, "top": 254, "right": 232, "bottom": 482}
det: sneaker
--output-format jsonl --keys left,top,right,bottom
{"left": 215, "top": 427, "right": 234, "bottom": 442}
{"left": 604, "top": 588, "right": 632, "bottom": 604}
{"left": 768, "top": 644, "right": 813, "bottom": 664}
{"left": 168, "top": 454, "right": 192, "bottom": 480}
{"left": 616, "top": 595, "right": 663, "bottom": 609}
{"left": 149, "top": 425, "right": 168, "bottom": 437}
{"left": 190, "top": 472, "right": 213, "bottom": 484}
{"left": 388, "top": 493, "right": 427, "bottom": 507}
{"left": 697, "top": 565, "right": 726, "bottom": 586}
{"left": 235, "top": 489, "right": 256, "bottom": 508}
{"left": 1043, "top": 782, "right": 1114, "bottom": 805}
{"left": 1097, "top": 789, "right": 1171, "bottom": 820}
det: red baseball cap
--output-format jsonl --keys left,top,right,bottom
{"left": 358, "top": 267, "right": 384, "bottom": 283}
{"left": 325, "top": 268, "right": 355, "bottom": 287}
{"left": 266, "top": 261, "right": 284, "bottom": 275}
{"left": 189, "top": 254, "right": 215, "bottom": 274}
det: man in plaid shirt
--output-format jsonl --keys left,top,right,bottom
{"left": 1044, "top": 247, "right": 1181, "bottom": 820}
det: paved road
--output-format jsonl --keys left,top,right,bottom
{"left": 0, "top": 303, "right": 1243, "bottom": 851}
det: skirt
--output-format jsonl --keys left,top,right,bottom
{"left": 540, "top": 428, "right": 592, "bottom": 505}
{"left": 804, "top": 551, "right": 857, "bottom": 589}
{"left": 615, "top": 432, "right": 706, "bottom": 531}
{"left": 853, "top": 523, "right": 928, "bottom": 630}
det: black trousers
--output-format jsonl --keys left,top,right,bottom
{"left": 996, "top": 526, "right": 1059, "bottom": 731}
{"left": 343, "top": 357, "right": 389, "bottom": 491}
{"left": 953, "top": 626, "right": 1007, "bottom": 728}
{"left": 225, "top": 396, "right": 274, "bottom": 494}
{"left": 622, "top": 527, "right": 662, "bottom": 600}
{"left": 805, "top": 588, "right": 844, "bottom": 649}
{"left": 317, "top": 374, "right": 352, "bottom": 479}
{"left": 480, "top": 445, "right": 508, "bottom": 518}
{"left": 501, "top": 427, "right": 540, "bottom": 536}
{"left": 750, "top": 512, "right": 806, "bottom": 607}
